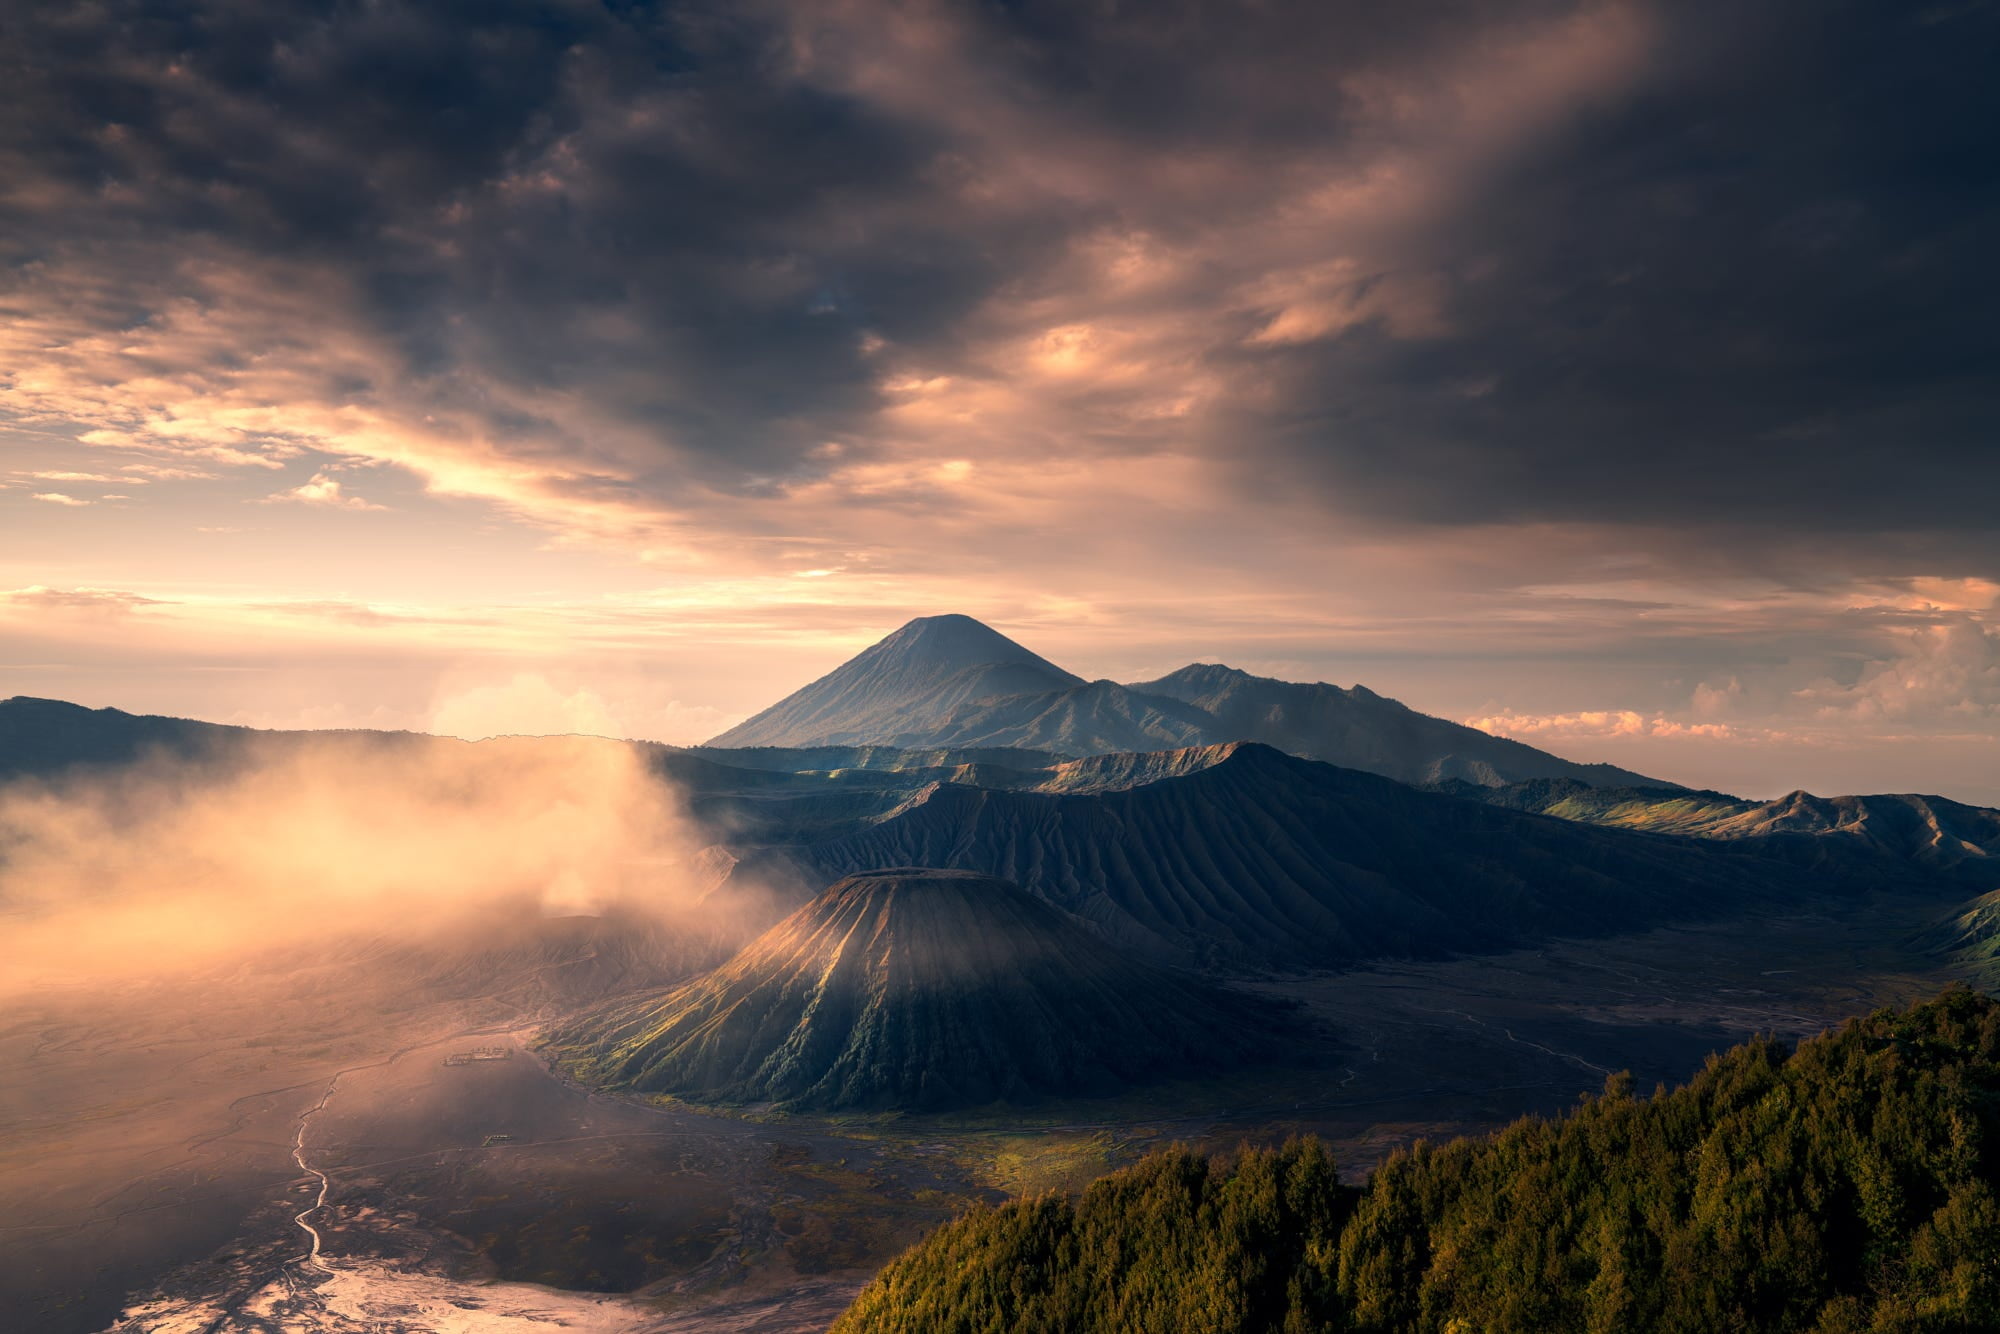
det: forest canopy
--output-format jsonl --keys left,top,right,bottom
{"left": 831, "top": 987, "right": 2000, "bottom": 1334}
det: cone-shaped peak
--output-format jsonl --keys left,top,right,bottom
{"left": 1147, "top": 662, "right": 1255, "bottom": 689}
{"left": 546, "top": 866, "right": 1299, "bottom": 1111}
{"left": 705, "top": 615, "right": 1081, "bottom": 749}
{"left": 871, "top": 615, "right": 1059, "bottom": 670}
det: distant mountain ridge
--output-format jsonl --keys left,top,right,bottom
{"left": 707, "top": 614, "right": 1670, "bottom": 789}
{"left": 1134, "top": 663, "right": 1663, "bottom": 788}
{"left": 0, "top": 695, "right": 261, "bottom": 779}
{"left": 1436, "top": 776, "right": 2000, "bottom": 883}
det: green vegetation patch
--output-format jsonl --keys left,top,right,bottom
{"left": 974, "top": 1130, "right": 1124, "bottom": 1197}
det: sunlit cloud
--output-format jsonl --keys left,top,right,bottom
{"left": 1465, "top": 709, "right": 1759, "bottom": 743}
{"left": 1797, "top": 620, "right": 2000, "bottom": 723}
{"left": 2, "top": 586, "right": 169, "bottom": 613}
{"left": 264, "top": 471, "right": 388, "bottom": 511}
{"left": 118, "top": 462, "right": 220, "bottom": 481}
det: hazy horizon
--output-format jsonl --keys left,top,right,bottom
{"left": 10, "top": 605, "right": 2000, "bottom": 805}
{"left": 9, "top": 598, "right": 1998, "bottom": 805}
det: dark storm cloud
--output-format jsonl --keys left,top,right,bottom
{"left": 1224, "top": 0, "right": 2000, "bottom": 545}
{"left": 3, "top": 0, "right": 1996, "bottom": 551}
{"left": 3, "top": 0, "right": 942, "bottom": 476}
{"left": 5, "top": 1, "right": 579, "bottom": 246}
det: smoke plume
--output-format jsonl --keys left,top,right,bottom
{"left": 0, "top": 733, "right": 723, "bottom": 996}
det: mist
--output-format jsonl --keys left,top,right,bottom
{"left": 0, "top": 733, "right": 727, "bottom": 998}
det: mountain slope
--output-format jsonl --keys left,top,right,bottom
{"left": 766, "top": 744, "right": 1844, "bottom": 971}
{"left": 1026, "top": 743, "right": 1248, "bottom": 795}
{"left": 902, "top": 678, "right": 1215, "bottom": 755}
{"left": 1132, "top": 663, "right": 1667, "bottom": 788}
{"left": 706, "top": 615, "right": 1083, "bottom": 749}
{"left": 691, "top": 743, "right": 1065, "bottom": 775}
{"left": 544, "top": 868, "right": 1297, "bottom": 1111}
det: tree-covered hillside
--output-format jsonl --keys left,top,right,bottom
{"left": 831, "top": 987, "right": 2000, "bottom": 1334}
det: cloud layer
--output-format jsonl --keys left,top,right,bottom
{"left": 8, "top": 1, "right": 1995, "bottom": 547}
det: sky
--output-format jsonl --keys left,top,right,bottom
{"left": 2, "top": 0, "right": 1997, "bottom": 802}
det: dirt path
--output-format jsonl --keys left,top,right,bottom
{"left": 283, "top": 1026, "right": 510, "bottom": 1281}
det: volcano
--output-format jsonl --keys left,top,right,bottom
{"left": 545, "top": 867, "right": 1297, "bottom": 1111}
{"left": 706, "top": 615, "right": 1086, "bottom": 750}
{"left": 701, "top": 615, "right": 1670, "bottom": 787}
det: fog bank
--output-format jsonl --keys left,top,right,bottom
{"left": 0, "top": 733, "right": 717, "bottom": 996}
